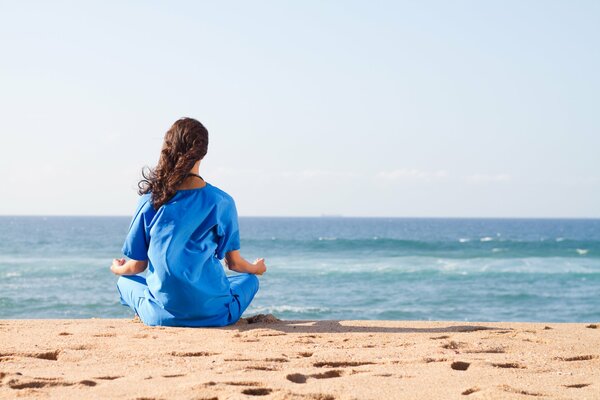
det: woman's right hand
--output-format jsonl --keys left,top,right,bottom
{"left": 110, "top": 258, "right": 126, "bottom": 275}
{"left": 253, "top": 258, "right": 267, "bottom": 275}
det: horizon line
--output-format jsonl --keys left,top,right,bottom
{"left": 1, "top": 214, "right": 599, "bottom": 220}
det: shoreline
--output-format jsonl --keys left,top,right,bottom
{"left": 1, "top": 318, "right": 598, "bottom": 399}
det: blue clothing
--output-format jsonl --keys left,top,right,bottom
{"left": 117, "top": 273, "right": 258, "bottom": 326}
{"left": 117, "top": 183, "right": 259, "bottom": 327}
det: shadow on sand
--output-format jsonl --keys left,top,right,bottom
{"left": 227, "top": 315, "right": 508, "bottom": 334}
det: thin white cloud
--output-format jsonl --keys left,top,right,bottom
{"left": 464, "top": 174, "right": 511, "bottom": 184}
{"left": 277, "top": 170, "right": 363, "bottom": 180}
{"left": 205, "top": 166, "right": 264, "bottom": 177}
{"left": 205, "top": 166, "right": 363, "bottom": 180}
{"left": 375, "top": 168, "right": 449, "bottom": 182}
{"left": 375, "top": 169, "right": 514, "bottom": 185}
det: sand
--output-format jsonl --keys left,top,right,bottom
{"left": 0, "top": 317, "right": 599, "bottom": 399}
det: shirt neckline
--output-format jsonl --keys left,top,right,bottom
{"left": 176, "top": 182, "right": 210, "bottom": 192}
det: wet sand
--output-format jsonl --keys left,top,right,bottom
{"left": 0, "top": 318, "right": 599, "bottom": 399}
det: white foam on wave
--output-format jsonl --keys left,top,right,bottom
{"left": 318, "top": 237, "right": 337, "bottom": 241}
{"left": 426, "top": 257, "right": 600, "bottom": 275}
{"left": 491, "top": 248, "right": 504, "bottom": 253}
{"left": 480, "top": 237, "right": 494, "bottom": 242}
{"left": 249, "top": 305, "right": 331, "bottom": 314}
{"left": 5, "top": 272, "right": 21, "bottom": 278}
{"left": 458, "top": 238, "right": 470, "bottom": 243}
{"left": 576, "top": 249, "right": 589, "bottom": 255}
{"left": 438, "top": 260, "right": 459, "bottom": 270}
{"left": 556, "top": 237, "right": 565, "bottom": 242}
{"left": 280, "top": 255, "right": 600, "bottom": 275}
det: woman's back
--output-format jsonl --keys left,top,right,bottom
{"left": 122, "top": 183, "right": 241, "bottom": 325}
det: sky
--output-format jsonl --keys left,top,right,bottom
{"left": 0, "top": 1, "right": 598, "bottom": 217}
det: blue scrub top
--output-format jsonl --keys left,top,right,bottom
{"left": 121, "top": 182, "right": 241, "bottom": 326}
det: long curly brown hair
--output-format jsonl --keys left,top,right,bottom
{"left": 138, "top": 117, "right": 209, "bottom": 210}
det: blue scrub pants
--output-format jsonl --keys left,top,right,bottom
{"left": 116, "top": 273, "right": 259, "bottom": 327}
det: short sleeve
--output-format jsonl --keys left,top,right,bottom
{"left": 122, "top": 196, "right": 153, "bottom": 261}
{"left": 215, "top": 197, "right": 241, "bottom": 260}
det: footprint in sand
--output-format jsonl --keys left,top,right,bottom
{"left": 92, "top": 332, "right": 116, "bottom": 337}
{"left": 313, "top": 361, "right": 373, "bottom": 368}
{"left": 287, "top": 373, "right": 308, "bottom": 384}
{"left": 287, "top": 370, "right": 344, "bottom": 384}
{"left": 223, "top": 381, "right": 262, "bottom": 386}
{"left": 466, "top": 346, "right": 506, "bottom": 354}
{"left": 564, "top": 383, "right": 591, "bottom": 388}
{"left": 170, "top": 351, "right": 218, "bottom": 357}
{"left": 286, "top": 393, "right": 335, "bottom": 400}
{"left": 246, "top": 365, "right": 279, "bottom": 371}
{"left": 491, "top": 362, "right": 526, "bottom": 369}
{"left": 295, "top": 339, "right": 315, "bottom": 344}
{"left": 461, "top": 386, "right": 480, "bottom": 395}
{"left": 70, "top": 344, "right": 94, "bottom": 351}
{"left": 500, "top": 384, "right": 544, "bottom": 397}
{"left": 450, "top": 361, "right": 470, "bottom": 371}
{"left": 6, "top": 375, "right": 96, "bottom": 390}
{"left": 555, "top": 355, "right": 597, "bottom": 361}
{"left": 4, "top": 350, "right": 61, "bottom": 361}
{"left": 311, "top": 370, "right": 343, "bottom": 379}
{"left": 241, "top": 388, "right": 273, "bottom": 396}
{"left": 8, "top": 378, "right": 73, "bottom": 390}
{"left": 442, "top": 341, "right": 467, "bottom": 350}
{"left": 424, "top": 357, "right": 448, "bottom": 363}
{"left": 94, "top": 375, "right": 122, "bottom": 380}
{"left": 31, "top": 351, "right": 61, "bottom": 360}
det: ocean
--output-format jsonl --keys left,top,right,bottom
{"left": 0, "top": 216, "right": 599, "bottom": 322}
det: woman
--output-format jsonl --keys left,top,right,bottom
{"left": 110, "top": 117, "right": 266, "bottom": 327}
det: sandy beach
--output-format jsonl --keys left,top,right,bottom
{"left": 0, "top": 317, "right": 598, "bottom": 399}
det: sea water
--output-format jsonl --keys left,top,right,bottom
{"left": 0, "top": 216, "right": 599, "bottom": 322}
